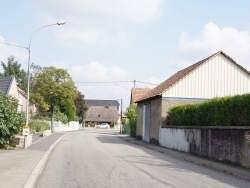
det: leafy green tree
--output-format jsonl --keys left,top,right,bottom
{"left": 0, "top": 92, "right": 25, "bottom": 149}
{"left": 0, "top": 56, "right": 27, "bottom": 91}
{"left": 30, "top": 66, "right": 77, "bottom": 132}
{"left": 60, "top": 99, "right": 76, "bottom": 121}
{"left": 74, "top": 91, "right": 88, "bottom": 123}
{"left": 126, "top": 104, "right": 137, "bottom": 137}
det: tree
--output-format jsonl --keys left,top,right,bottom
{"left": 60, "top": 99, "right": 76, "bottom": 121}
{"left": 0, "top": 92, "right": 25, "bottom": 149}
{"left": 74, "top": 91, "right": 88, "bottom": 123}
{"left": 126, "top": 104, "right": 137, "bottom": 137}
{"left": 30, "top": 66, "right": 77, "bottom": 132}
{"left": 0, "top": 56, "right": 27, "bottom": 91}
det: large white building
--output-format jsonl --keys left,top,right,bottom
{"left": 136, "top": 51, "right": 250, "bottom": 143}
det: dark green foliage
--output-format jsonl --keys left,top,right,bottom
{"left": 0, "top": 92, "right": 25, "bottom": 148}
{"left": 168, "top": 94, "right": 250, "bottom": 126}
{"left": 60, "top": 99, "right": 76, "bottom": 121}
{"left": 29, "top": 120, "right": 50, "bottom": 132}
{"left": 0, "top": 56, "right": 27, "bottom": 91}
{"left": 126, "top": 104, "right": 137, "bottom": 137}
{"left": 74, "top": 91, "right": 88, "bottom": 123}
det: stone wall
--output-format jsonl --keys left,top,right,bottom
{"left": 15, "top": 135, "right": 32, "bottom": 149}
{"left": 159, "top": 126, "right": 250, "bottom": 168}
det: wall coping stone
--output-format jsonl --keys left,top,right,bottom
{"left": 162, "top": 126, "right": 250, "bottom": 130}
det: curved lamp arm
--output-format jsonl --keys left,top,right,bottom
{"left": 25, "top": 21, "right": 66, "bottom": 126}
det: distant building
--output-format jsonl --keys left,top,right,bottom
{"left": 84, "top": 99, "right": 120, "bottom": 126}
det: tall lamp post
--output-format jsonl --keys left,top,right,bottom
{"left": 24, "top": 21, "right": 66, "bottom": 147}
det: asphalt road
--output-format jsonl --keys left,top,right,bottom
{"left": 35, "top": 128, "right": 249, "bottom": 188}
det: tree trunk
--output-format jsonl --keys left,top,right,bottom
{"left": 51, "top": 106, "right": 54, "bottom": 133}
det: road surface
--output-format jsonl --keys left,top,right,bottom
{"left": 36, "top": 128, "right": 249, "bottom": 188}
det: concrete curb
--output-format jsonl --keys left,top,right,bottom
{"left": 23, "top": 133, "right": 69, "bottom": 188}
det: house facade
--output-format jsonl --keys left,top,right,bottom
{"left": 0, "top": 76, "right": 36, "bottom": 116}
{"left": 136, "top": 51, "right": 250, "bottom": 143}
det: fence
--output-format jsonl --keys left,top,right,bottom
{"left": 122, "top": 124, "right": 130, "bottom": 135}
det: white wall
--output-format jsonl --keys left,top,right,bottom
{"left": 47, "top": 121, "right": 81, "bottom": 132}
{"left": 159, "top": 128, "right": 189, "bottom": 152}
{"left": 163, "top": 54, "right": 250, "bottom": 99}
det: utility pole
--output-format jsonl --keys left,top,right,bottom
{"left": 120, "top": 99, "right": 122, "bottom": 134}
{"left": 134, "top": 80, "right": 136, "bottom": 88}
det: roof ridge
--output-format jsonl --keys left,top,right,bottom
{"left": 136, "top": 51, "right": 249, "bottom": 102}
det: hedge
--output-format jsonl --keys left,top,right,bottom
{"left": 0, "top": 92, "right": 25, "bottom": 148}
{"left": 167, "top": 94, "right": 250, "bottom": 126}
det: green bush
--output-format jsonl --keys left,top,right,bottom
{"left": 126, "top": 104, "right": 137, "bottom": 137}
{"left": 29, "top": 120, "right": 50, "bottom": 132}
{"left": 168, "top": 94, "right": 250, "bottom": 126}
{"left": 0, "top": 92, "right": 25, "bottom": 148}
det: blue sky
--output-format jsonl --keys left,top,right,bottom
{"left": 1, "top": 0, "right": 250, "bottom": 110}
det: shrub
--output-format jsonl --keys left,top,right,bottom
{"left": 0, "top": 92, "right": 25, "bottom": 148}
{"left": 29, "top": 120, "right": 50, "bottom": 132}
{"left": 168, "top": 94, "right": 250, "bottom": 126}
{"left": 126, "top": 104, "right": 137, "bottom": 137}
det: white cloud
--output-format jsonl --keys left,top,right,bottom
{"left": 49, "top": 61, "right": 69, "bottom": 69}
{"left": 69, "top": 61, "right": 130, "bottom": 105}
{"left": 32, "top": 0, "right": 163, "bottom": 23}
{"left": 178, "top": 22, "right": 250, "bottom": 70}
{"left": 70, "top": 61, "right": 127, "bottom": 82}
{"left": 30, "top": 0, "right": 164, "bottom": 48}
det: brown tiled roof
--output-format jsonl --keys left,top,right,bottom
{"left": 85, "top": 106, "right": 119, "bottom": 122}
{"left": 130, "top": 88, "right": 151, "bottom": 104}
{"left": 136, "top": 51, "right": 250, "bottom": 102}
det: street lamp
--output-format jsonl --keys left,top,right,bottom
{"left": 25, "top": 21, "right": 66, "bottom": 127}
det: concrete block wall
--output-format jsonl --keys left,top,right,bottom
{"left": 150, "top": 98, "right": 162, "bottom": 143}
{"left": 15, "top": 135, "right": 32, "bottom": 149}
{"left": 159, "top": 126, "right": 250, "bottom": 168}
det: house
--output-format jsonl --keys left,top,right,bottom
{"left": 135, "top": 51, "right": 250, "bottom": 143}
{"left": 85, "top": 99, "right": 120, "bottom": 126}
{"left": 0, "top": 76, "right": 23, "bottom": 112}
{"left": 0, "top": 76, "right": 36, "bottom": 115}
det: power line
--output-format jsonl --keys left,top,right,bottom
{"left": 0, "top": 41, "right": 28, "bottom": 50}
{"left": 75, "top": 80, "right": 158, "bottom": 85}
{"left": 136, "top": 81, "right": 158, "bottom": 85}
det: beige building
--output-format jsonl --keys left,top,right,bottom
{"left": 135, "top": 51, "right": 250, "bottom": 143}
{"left": 0, "top": 76, "right": 36, "bottom": 116}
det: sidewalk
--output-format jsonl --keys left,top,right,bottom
{"left": 0, "top": 132, "right": 67, "bottom": 188}
{"left": 118, "top": 134, "right": 250, "bottom": 182}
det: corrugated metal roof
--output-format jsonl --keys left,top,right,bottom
{"left": 0, "top": 77, "right": 13, "bottom": 95}
{"left": 136, "top": 51, "right": 250, "bottom": 102}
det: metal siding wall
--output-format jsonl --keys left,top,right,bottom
{"left": 163, "top": 54, "right": 250, "bottom": 98}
